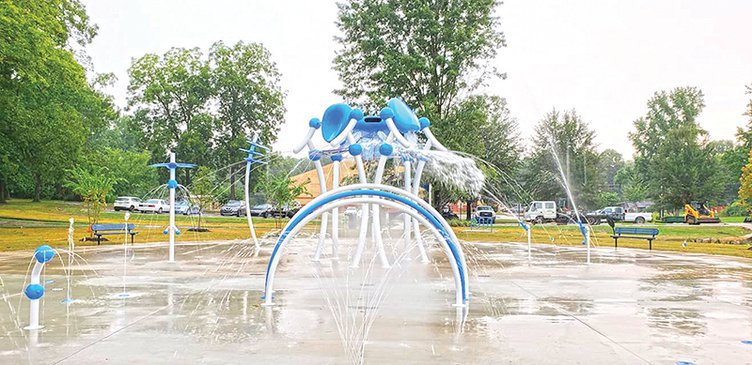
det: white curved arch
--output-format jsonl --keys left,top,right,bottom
{"left": 263, "top": 196, "right": 466, "bottom": 307}
{"left": 330, "top": 183, "right": 468, "bottom": 278}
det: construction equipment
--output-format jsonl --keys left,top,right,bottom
{"left": 684, "top": 201, "right": 720, "bottom": 224}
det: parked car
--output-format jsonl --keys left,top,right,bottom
{"left": 250, "top": 204, "right": 273, "bottom": 217}
{"left": 175, "top": 200, "right": 200, "bottom": 215}
{"left": 220, "top": 200, "right": 246, "bottom": 216}
{"left": 587, "top": 206, "right": 653, "bottom": 224}
{"left": 138, "top": 199, "right": 169, "bottom": 214}
{"left": 114, "top": 196, "right": 142, "bottom": 211}
{"left": 277, "top": 201, "right": 302, "bottom": 218}
{"left": 265, "top": 202, "right": 303, "bottom": 218}
{"left": 472, "top": 206, "right": 496, "bottom": 223}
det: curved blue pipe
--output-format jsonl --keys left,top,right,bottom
{"left": 264, "top": 189, "right": 468, "bottom": 303}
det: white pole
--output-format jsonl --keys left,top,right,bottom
{"left": 28, "top": 300, "right": 40, "bottom": 330}
{"left": 123, "top": 212, "right": 130, "bottom": 295}
{"left": 244, "top": 159, "right": 259, "bottom": 254}
{"left": 371, "top": 135, "right": 395, "bottom": 269}
{"left": 586, "top": 225, "right": 591, "bottom": 264}
{"left": 168, "top": 152, "right": 176, "bottom": 262}
{"left": 27, "top": 263, "right": 44, "bottom": 330}
{"left": 527, "top": 226, "right": 532, "bottom": 261}
{"left": 312, "top": 158, "right": 328, "bottom": 262}
{"left": 66, "top": 218, "right": 74, "bottom": 302}
{"left": 25, "top": 246, "right": 54, "bottom": 330}
{"left": 347, "top": 134, "right": 371, "bottom": 268}
{"left": 331, "top": 159, "right": 340, "bottom": 257}
{"left": 403, "top": 159, "right": 412, "bottom": 255}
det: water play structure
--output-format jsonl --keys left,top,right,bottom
{"left": 149, "top": 152, "right": 196, "bottom": 262}
{"left": 262, "top": 98, "right": 470, "bottom": 307}
{"left": 24, "top": 245, "right": 55, "bottom": 330}
{"left": 241, "top": 133, "right": 269, "bottom": 254}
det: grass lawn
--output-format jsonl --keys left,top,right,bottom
{"left": 1, "top": 200, "right": 751, "bottom": 259}
{"left": 0, "top": 199, "right": 291, "bottom": 251}
{"left": 719, "top": 216, "right": 747, "bottom": 223}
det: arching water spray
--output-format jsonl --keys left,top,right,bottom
{"left": 547, "top": 136, "right": 591, "bottom": 264}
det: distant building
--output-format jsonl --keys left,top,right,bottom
{"left": 290, "top": 160, "right": 360, "bottom": 205}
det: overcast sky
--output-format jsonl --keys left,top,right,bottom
{"left": 82, "top": 0, "right": 752, "bottom": 159}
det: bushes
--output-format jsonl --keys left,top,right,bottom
{"left": 720, "top": 201, "right": 749, "bottom": 217}
{"left": 447, "top": 219, "right": 471, "bottom": 227}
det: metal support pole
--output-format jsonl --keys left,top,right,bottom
{"left": 168, "top": 152, "right": 176, "bottom": 262}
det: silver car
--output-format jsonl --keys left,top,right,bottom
{"left": 114, "top": 196, "right": 142, "bottom": 211}
{"left": 139, "top": 199, "right": 169, "bottom": 214}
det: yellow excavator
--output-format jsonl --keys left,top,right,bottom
{"left": 684, "top": 201, "right": 720, "bottom": 225}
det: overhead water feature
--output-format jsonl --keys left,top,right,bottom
{"left": 261, "top": 98, "right": 474, "bottom": 362}
{"left": 149, "top": 152, "right": 196, "bottom": 262}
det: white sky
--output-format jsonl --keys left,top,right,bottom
{"left": 82, "top": 0, "right": 752, "bottom": 159}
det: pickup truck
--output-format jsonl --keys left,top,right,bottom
{"left": 587, "top": 206, "right": 652, "bottom": 224}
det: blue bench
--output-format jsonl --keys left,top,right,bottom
{"left": 612, "top": 227, "right": 659, "bottom": 250}
{"left": 91, "top": 224, "right": 138, "bottom": 245}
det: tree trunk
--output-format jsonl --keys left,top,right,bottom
{"left": 0, "top": 179, "right": 6, "bottom": 203}
{"left": 185, "top": 169, "right": 191, "bottom": 187}
{"left": 465, "top": 199, "right": 472, "bottom": 220}
{"left": 33, "top": 173, "right": 42, "bottom": 202}
{"left": 229, "top": 166, "right": 236, "bottom": 200}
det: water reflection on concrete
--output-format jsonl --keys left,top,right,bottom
{"left": 0, "top": 239, "right": 750, "bottom": 364}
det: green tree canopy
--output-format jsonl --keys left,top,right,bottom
{"left": 521, "top": 109, "right": 604, "bottom": 209}
{"left": 334, "top": 0, "right": 505, "bottom": 119}
{"left": 126, "top": 42, "right": 286, "bottom": 196}
{"left": 629, "top": 87, "right": 722, "bottom": 209}
{"left": 1, "top": 0, "right": 112, "bottom": 202}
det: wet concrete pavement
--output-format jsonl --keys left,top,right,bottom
{"left": 0, "top": 238, "right": 751, "bottom": 364}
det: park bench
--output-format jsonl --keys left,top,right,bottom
{"left": 611, "top": 227, "right": 659, "bottom": 250}
{"left": 91, "top": 223, "right": 138, "bottom": 245}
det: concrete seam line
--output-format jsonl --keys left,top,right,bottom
{"left": 508, "top": 280, "right": 653, "bottom": 365}
{"left": 52, "top": 303, "right": 173, "bottom": 364}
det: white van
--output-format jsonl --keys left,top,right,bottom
{"left": 524, "top": 201, "right": 557, "bottom": 223}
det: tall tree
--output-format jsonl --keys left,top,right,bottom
{"left": 334, "top": 0, "right": 504, "bottom": 120}
{"left": 1, "top": 0, "right": 110, "bottom": 202}
{"left": 333, "top": 0, "right": 514, "bottom": 211}
{"left": 209, "top": 41, "right": 285, "bottom": 199}
{"left": 522, "top": 109, "right": 603, "bottom": 209}
{"left": 630, "top": 87, "right": 722, "bottom": 209}
{"left": 597, "top": 149, "right": 624, "bottom": 192}
{"left": 428, "top": 95, "right": 520, "bottom": 211}
{"left": 126, "top": 47, "right": 214, "bottom": 172}
{"left": 734, "top": 83, "right": 752, "bottom": 206}
{"left": 613, "top": 162, "right": 648, "bottom": 203}
{"left": 126, "top": 42, "right": 286, "bottom": 195}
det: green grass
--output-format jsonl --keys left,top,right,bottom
{"left": 0, "top": 199, "right": 287, "bottom": 251}
{"left": 719, "top": 216, "right": 747, "bottom": 223}
{"left": 1, "top": 199, "right": 751, "bottom": 259}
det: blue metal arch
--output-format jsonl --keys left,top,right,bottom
{"left": 264, "top": 189, "right": 468, "bottom": 304}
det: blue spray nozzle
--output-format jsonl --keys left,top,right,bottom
{"left": 577, "top": 222, "right": 588, "bottom": 245}
{"left": 518, "top": 221, "right": 529, "bottom": 231}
